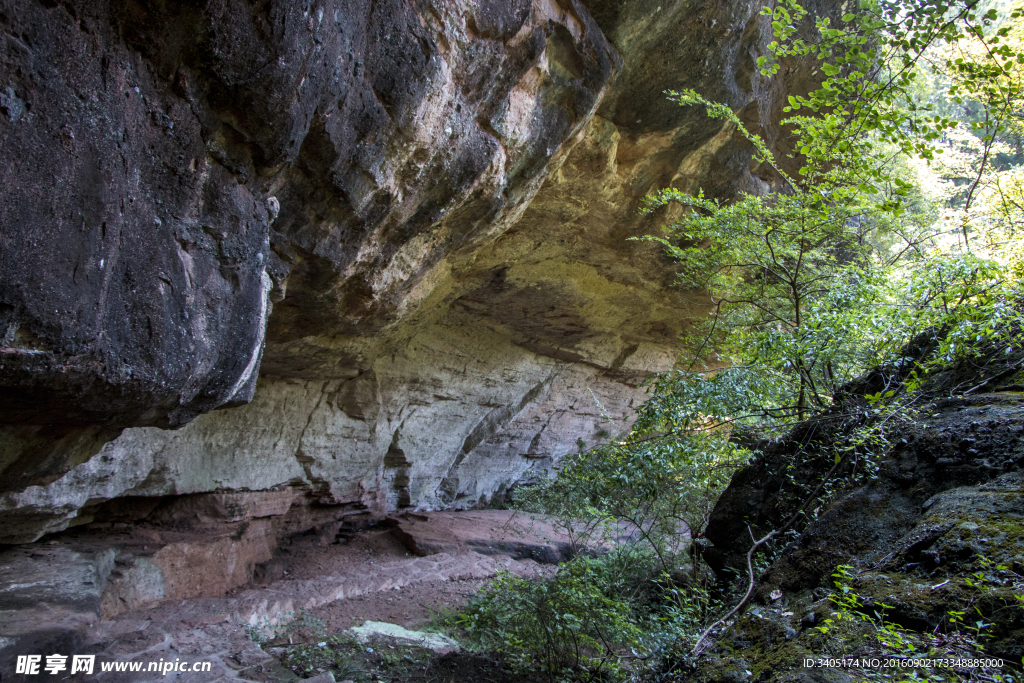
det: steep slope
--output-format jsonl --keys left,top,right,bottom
{"left": 691, "top": 378, "right": 1024, "bottom": 682}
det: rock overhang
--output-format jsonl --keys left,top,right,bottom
{"left": 0, "top": 0, "right": 834, "bottom": 540}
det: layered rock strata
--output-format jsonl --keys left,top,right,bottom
{"left": 1, "top": 0, "right": 827, "bottom": 543}
{"left": 0, "top": 512, "right": 559, "bottom": 680}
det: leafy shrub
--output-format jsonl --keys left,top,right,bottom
{"left": 462, "top": 551, "right": 663, "bottom": 682}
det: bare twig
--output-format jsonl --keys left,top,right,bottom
{"left": 693, "top": 525, "right": 778, "bottom": 655}
{"left": 692, "top": 449, "right": 854, "bottom": 656}
{"left": 963, "top": 357, "right": 1024, "bottom": 395}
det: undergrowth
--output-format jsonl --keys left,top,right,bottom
{"left": 811, "top": 563, "right": 1024, "bottom": 683}
{"left": 459, "top": 545, "right": 716, "bottom": 683}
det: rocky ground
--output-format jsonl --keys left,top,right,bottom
{"left": 2, "top": 394, "right": 1021, "bottom": 683}
{"left": 0, "top": 510, "right": 573, "bottom": 682}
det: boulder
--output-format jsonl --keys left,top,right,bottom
{"left": 692, "top": 392, "right": 1024, "bottom": 682}
{"left": 387, "top": 509, "right": 579, "bottom": 563}
{"left": 350, "top": 621, "right": 460, "bottom": 655}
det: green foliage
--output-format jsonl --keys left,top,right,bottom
{"left": 758, "top": 0, "right": 1024, "bottom": 208}
{"left": 642, "top": 0, "right": 1024, "bottom": 426}
{"left": 885, "top": 253, "right": 1024, "bottom": 377}
{"left": 641, "top": 185, "right": 1023, "bottom": 424}
{"left": 641, "top": 179, "right": 898, "bottom": 418}
{"left": 759, "top": 0, "right": 1024, "bottom": 263}
{"left": 482, "top": 352, "right": 758, "bottom": 680}
{"left": 520, "top": 427, "right": 747, "bottom": 563}
{"left": 278, "top": 635, "right": 360, "bottom": 680}
{"left": 814, "top": 563, "right": 1024, "bottom": 682}
{"left": 259, "top": 611, "right": 450, "bottom": 683}
{"left": 461, "top": 555, "right": 646, "bottom": 682}
{"left": 421, "top": 603, "right": 463, "bottom": 635}
{"left": 490, "top": 359, "right": 749, "bottom": 681}
{"left": 469, "top": 0, "right": 1024, "bottom": 680}
{"left": 276, "top": 633, "right": 439, "bottom": 682}
{"left": 460, "top": 543, "right": 719, "bottom": 682}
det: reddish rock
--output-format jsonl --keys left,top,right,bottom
{"left": 388, "top": 509, "right": 580, "bottom": 563}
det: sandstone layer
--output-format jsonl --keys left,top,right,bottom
{"left": 1, "top": 0, "right": 826, "bottom": 543}
{"left": 0, "top": 0, "right": 850, "bottom": 671}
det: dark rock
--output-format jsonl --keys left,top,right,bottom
{"left": 0, "top": 0, "right": 620, "bottom": 500}
{"left": 0, "top": 0, "right": 274, "bottom": 429}
{"left": 692, "top": 392, "right": 1024, "bottom": 682}
{"left": 703, "top": 394, "right": 1024, "bottom": 586}
{"left": 0, "top": 0, "right": 845, "bottom": 543}
{"left": 0, "top": 545, "right": 115, "bottom": 667}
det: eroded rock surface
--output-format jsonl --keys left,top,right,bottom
{"left": 0, "top": 512, "right": 556, "bottom": 679}
{"left": 0, "top": 545, "right": 115, "bottom": 671}
{"left": 0, "top": 0, "right": 616, "bottom": 494}
{"left": 1, "top": 0, "right": 834, "bottom": 543}
{"left": 387, "top": 509, "right": 582, "bottom": 562}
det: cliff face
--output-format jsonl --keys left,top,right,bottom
{"left": 1, "top": 0, "right": 808, "bottom": 543}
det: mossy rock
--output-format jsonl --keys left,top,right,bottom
{"left": 692, "top": 396, "right": 1024, "bottom": 683}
